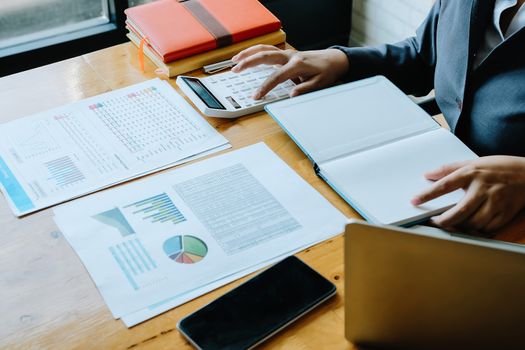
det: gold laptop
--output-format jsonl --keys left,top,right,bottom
{"left": 345, "top": 220, "right": 525, "bottom": 350}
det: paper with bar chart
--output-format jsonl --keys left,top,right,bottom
{"left": 0, "top": 78, "right": 229, "bottom": 216}
{"left": 53, "top": 143, "right": 347, "bottom": 326}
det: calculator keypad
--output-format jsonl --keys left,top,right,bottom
{"left": 203, "top": 65, "right": 295, "bottom": 109}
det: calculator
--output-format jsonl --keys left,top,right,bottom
{"left": 176, "top": 65, "right": 295, "bottom": 118}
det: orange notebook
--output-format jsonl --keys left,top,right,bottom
{"left": 125, "top": 0, "right": 281, "bottom": 63}
{"left": 127, "top": 29, "right": 286, "bottom": 77}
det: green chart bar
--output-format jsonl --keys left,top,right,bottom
{"left": 124, "top": 193, "right": 186, "bottom": 225}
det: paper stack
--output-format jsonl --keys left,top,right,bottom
{"left": 54, "top": 143, "right": 347, "bottom": 327}
{"left": 0, "top": 78, "right": 229, "bottom": 216}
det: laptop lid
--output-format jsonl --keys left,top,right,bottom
{"left": 344, "top": 220, "right": 525, "bottom": 350}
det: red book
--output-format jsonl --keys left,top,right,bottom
{"left": 125, "top": 0, "right": 281, "bottom": 63}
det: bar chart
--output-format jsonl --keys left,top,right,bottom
{"left": 45, "top": 155, "right": 85, "bottom": 188}
{"left": 109, "top": 238, "right": 160, "bottom": 291}
{"left": 124, "top": 193, "right": 186, "bottom": 225}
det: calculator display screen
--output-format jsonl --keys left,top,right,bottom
{"left": 181, "top": 77, "right": 225, "bottom": 110}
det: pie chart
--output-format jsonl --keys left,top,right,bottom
{"left": 163, "top": 235, "right": 208, "bottom": 264}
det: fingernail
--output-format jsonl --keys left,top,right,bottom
{"left": 231, "top": 66, "right": 239, "bottom": 73}
{"left": 231, "top": 55, "right": 239, "bottom": 62}
{"left": 253, "top": 92, "right": 261, "bottom": 100}
{"left": 411, "top": 198, "right": 422, "bottom": 205}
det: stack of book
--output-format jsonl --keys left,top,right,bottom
{"left": 125, "top": 0, "right": 287, "bottom": 77}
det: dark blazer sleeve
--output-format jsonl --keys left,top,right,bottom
{"left": 333, "top": 0, "right": 441, "bottom": 96}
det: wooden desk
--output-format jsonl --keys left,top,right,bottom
{"left": 1, "top": 43, "right": 524, "bottom": 350}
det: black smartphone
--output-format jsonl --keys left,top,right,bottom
{"left": 177, "top": 256, "right": 337, "bottom": 350}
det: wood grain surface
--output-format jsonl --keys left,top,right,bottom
{"left": 0, "top": 43, "right": 523, "bottom": 350}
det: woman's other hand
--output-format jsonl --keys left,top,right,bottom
{"left": 412, "top": 156, "right": 525, "bottom": 233}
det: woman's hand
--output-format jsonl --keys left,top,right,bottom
{"left": 231, "top": 45, "right": 349, "bottom": 99}
{"left": 412, "top": 156, "right": 525, "bottom": 233}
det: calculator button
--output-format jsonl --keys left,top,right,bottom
{"left": 226, "top": 96, "right": 241, "bottom": 109}
{"left": 198, "top": 66, "right": 295, "bottom": 113}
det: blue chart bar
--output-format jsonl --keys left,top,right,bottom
{"left": 109, "top": 238, "right": 158, "bottom": 291}
{"left": 124, "top": 193, "right": 186, "bottom": 225}
{"left": 45, "top": 156, "right": 85, "bottom": 187}
{"left": 0, "top": 156, "right": 34, "bottom": 212}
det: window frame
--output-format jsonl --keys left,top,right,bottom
{"left": 0, "top": 0, "right": 130, "bottom": 77}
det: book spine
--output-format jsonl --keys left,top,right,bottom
{"left": 128, "top": 30, "right": 286, "bottom": 77}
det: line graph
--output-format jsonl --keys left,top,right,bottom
{"left": 16, "top": 122, "right": 61, "bottom": 160}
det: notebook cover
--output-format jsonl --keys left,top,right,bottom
{"left": 127, "top": 29, "right": 286, "bottom": 77}
{"left": 125, "top": 0, "right": 281, "bottom": 63}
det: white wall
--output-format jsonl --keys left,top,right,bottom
{"left": 350, "top": 0, "right": 434, "bottom": 46}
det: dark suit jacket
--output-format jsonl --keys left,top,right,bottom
{"left": 336, "top": 0, "right": 525, "bottom": 156}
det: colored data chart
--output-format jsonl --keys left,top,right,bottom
{"left": 108, "top": 238, "right": 159, "bottom": 291}
{"left": 163, "top": 235, "right": 208, "bottom": 264}
{"left": 45, "top": 155, "right": 85, "bottom": 187}
{"left": 92, "top": 207, "right": 135, "bottom": 237}
{"left": 124, "top": 193, "right": 186, "bottom": 225}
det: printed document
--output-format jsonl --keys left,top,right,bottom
{"left": 0, "top": 78, "right": 229, "bottom": 216}
{"left": 53, "top": 143, "right": 347, "bottom": 326}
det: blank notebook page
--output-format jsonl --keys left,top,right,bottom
{"left": 266, "top": 76, "right": 436, "bottom": 164}
{"left": 320, "top": 128, "right": 478, "bottom": 225}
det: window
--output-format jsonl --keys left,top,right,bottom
{"left": 0, "top": 1, "right": 115, "bottom": 56}
{"left": 0, "top": 0, "right": 156, "bottom": 77}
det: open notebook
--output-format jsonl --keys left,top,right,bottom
{"left": 265, "top": 76, "right": 478, "bottom": 226}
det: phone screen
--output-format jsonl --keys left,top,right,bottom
{"left": 178, "top": 256, "right": 336, "bottom": 349}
